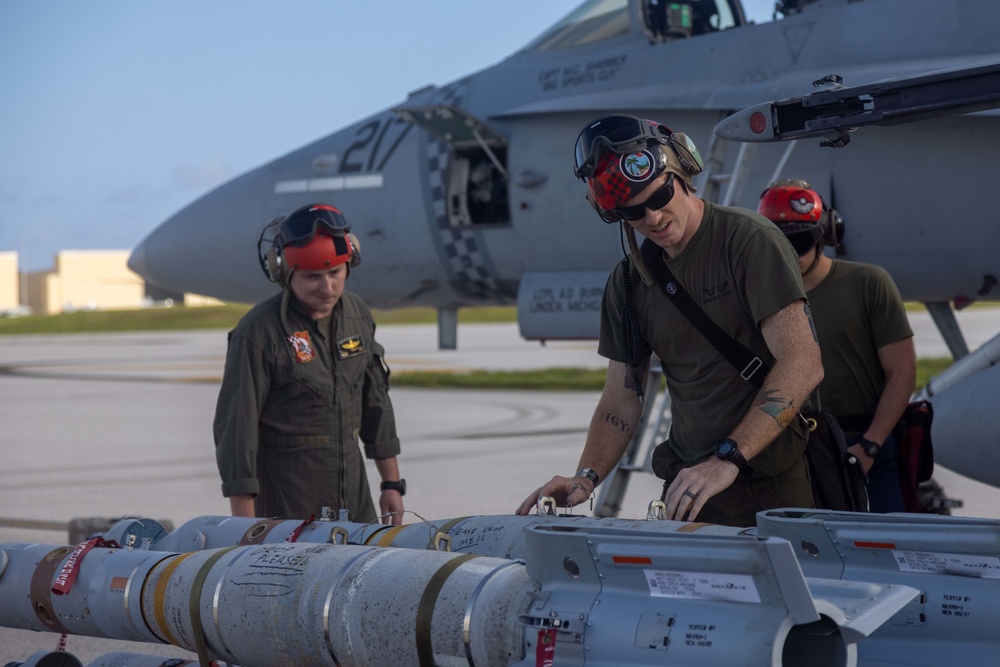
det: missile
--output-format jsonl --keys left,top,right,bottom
{"left": 713, "top": 61, "right": 1000, "bottom": 147}
{"left": 99, "top": 507, "right": 1000, "bottom": 667}
{"left": 0, "top": 525, "right": 914, "bottom": 667}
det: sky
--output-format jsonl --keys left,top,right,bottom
{"left": 0, "top": 0, "right": 776, "bottom": 271}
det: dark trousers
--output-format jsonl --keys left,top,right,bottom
{"left": 665, "top": 456, "right": 814, "bottom": 529}
{"left": 846, "top": 433, "right": 906, "bottom": 513}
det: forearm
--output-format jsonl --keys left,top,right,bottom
{"left": 866, "top": 338, "right": 917, "bottom": 444}
{"left": 730, "top": 361, "right": 819, "bottom": 460}
{"left": 229, "top": 495, "right": 256, "bottom": 518}
{"left": 735, "top": 301, "right": 823, "bottom": 461}
{"left": 374, "top": 456, "right": 401, "bottom": 482}
{"left": 578, "top": 400, "right": 642, "bottom": 485}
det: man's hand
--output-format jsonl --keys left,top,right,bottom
{"left": 379, "top": 490, "right": 404, "bottom": 525}
{"left": 515, "top": 475, "right": 594, "bottom": 515}
{"left": 662, "top": 458, "right": 739, "bottom": 522}
{"left": 847, "top": 443, "right": 876, "bottom": 474}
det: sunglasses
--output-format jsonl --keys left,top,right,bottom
{"left": 780, "top": 223, "right": 824, "bottom": 256}
{"left": 611, "top": 173, "right": 676, "bottom": 221}
{"left": 282, "top": 205, "right": 351, "bottom": 248}
{"left": 574, "top": 115, "right": 668, "bottom": 180}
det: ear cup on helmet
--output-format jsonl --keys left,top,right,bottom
{"left": 668, "top": 132, "right": 703, "bottom": 176}
{"left": 348, "top": 233, "right": 361, "bottom": 268}
{"left": 257, "top": 215, "right": 287, "bottom": 284}
{"left": 265, "top": 244, "right": 284, "bottom": 283}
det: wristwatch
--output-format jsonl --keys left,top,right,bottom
{"left": 859, "top": 438, "right": 881, "bottom": 459}
{"left": 380, "top": 479, "right": 406, "bottom": 495}
{"left": 714, "top": 439, "right": 754, "bottom": 477}
{"left": 575, "top": 467, "right": 601, "bottom": 487}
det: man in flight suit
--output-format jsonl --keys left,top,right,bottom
{"left": 214, "top": 203, "right": 405, "bottom": 525}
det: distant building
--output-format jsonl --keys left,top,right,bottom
{"left": 18, "top": 250, "right": 224, "bottom": 315}
{"left": 0, "top": 251, "right": 19, "bottom": 312}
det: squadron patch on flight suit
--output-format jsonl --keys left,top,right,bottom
{"left": 337, "top": 336, "right": 365, "bottom": 359}
{"left": 288, "top": 331, "right": 316, "bottom": 363}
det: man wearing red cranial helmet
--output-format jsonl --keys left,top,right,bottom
{"left": 517, "top": 115, "right": 824, "bottom": 528}
{"left": 759, "top": 180, "right": 915, "bottom": 513}
{"left": 214, "top": 203, "right": 406, "bottom": 525}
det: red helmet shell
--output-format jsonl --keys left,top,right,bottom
{"left": 757, "top": 185, "right": 823, "bottom": 223}
{"left": 588, "top": 146, "right": 669, "bottom": 211}
{"left": 282, "top": 231, "right": 352, "bottom": 272}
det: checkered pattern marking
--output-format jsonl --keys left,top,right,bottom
{"left": 424, "top": 84, "right": 505, "bottom": 301}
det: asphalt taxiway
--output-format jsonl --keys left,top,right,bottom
{"left": 1, "top": 312, "right": 999, "bottom": 663}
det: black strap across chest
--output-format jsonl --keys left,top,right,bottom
{"left": 639, "top": 238, "right": 770, "bottom": 387}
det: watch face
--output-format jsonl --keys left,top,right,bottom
{"left": 717, "top": 440, "right": 735, "bottom": 457}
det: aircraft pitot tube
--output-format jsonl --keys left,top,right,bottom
{"left": 0, "top": 524, "right": 915, "bottom": 667}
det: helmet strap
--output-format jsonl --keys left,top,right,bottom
{"left": 801, "top": 245, "right": 823, "bottom": 278}
{"left": 625, "top": 224, "right": 655, "bottom": 287}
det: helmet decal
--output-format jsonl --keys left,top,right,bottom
{"left": 790, "top": 195, "right": 816, "bottom": 216}
{"left": 621, "top": 150, "right": 657, "bottom": 182}
{"left": 589, "top": 146, "right": 668, "bottom": 211}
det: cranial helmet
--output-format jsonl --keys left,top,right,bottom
{"left": 758, "top": 180, "right": 842, "bottom": 256}
{"left": 573, "top": 114, "right": 703, "bottom": 222}
{"left": 757, "top": 181, "right": 823, "bottom": 223}
{"left": 258, "top": 203, "right": 360, "bottom": 283}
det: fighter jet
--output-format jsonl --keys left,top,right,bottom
{"left": 128, "top": 0, "right": 1000, "bottom": 486}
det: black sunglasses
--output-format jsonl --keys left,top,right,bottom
{"left": 780, "top": 223, "right": 824, "bottom": 256}
{"left": 282, "top": 205, "right": 351, "bottom": 248}
{"left": 574, "top": 115, "right": 667, "bottom": 180}
{"left": 611, "top": 173, "right": 675, "bottom": 221}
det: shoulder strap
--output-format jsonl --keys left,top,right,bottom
{"left": 639, "top": 238, "right": 770, "bottom": 387}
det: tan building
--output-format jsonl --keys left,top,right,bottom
{"left": 12, "top": 249, "right": 224, "bottom": 314}
{"left": 0, "top": 251, "right": 22, "bottom": 314}
{"left": 0, "top": 252, "right": 19, "bottom": 312}
{"left": 26, "top": 250, "right": 145, "bottom": 315}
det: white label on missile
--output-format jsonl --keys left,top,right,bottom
{"left": 643, "top": 570, "right": 761, "bottom": 603}
{"left": 892, "top": 551, "right": 1000, "bottom": 578}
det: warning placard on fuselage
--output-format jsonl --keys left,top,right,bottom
{"left": 516, "top": 271, "right": 607, "bottom": 341}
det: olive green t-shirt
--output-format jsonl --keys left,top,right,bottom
{"left": 599, "top": 201, "right": 809, "bottom": 478}
{"left": 808, "top": 259, "right": 913, "bottom": 418}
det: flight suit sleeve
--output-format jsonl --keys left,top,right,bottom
{"left": 213, "top": 332, "right": 272, "bottom": 498}
{"left": 359, "top": 338, "right": 401, "bottom": 459}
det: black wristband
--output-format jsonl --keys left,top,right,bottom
{"left": 860, "top": 438, "right": 881, "bottom": 458}
{"left": 380, "top": 479, "right": 406, "bottom": 496}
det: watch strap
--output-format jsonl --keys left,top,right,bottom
{"left": 860, "top": 438, "right": 881, "bottom": 458}
{"left": 380, "top": 479, "right": 406, "bottom": 495}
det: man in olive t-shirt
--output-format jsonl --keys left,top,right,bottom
{"left": 759, "top": 181, "right": 915, "bottom": 512}
{"left": 516, "top": 116, "right": 824, "bottom": 527}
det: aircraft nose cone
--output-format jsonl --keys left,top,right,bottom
{"left": 129, "top": 165, "right": 279, "bottom": 303}
{"left": 127, "top": 237, "right": 150, "bottom": 280}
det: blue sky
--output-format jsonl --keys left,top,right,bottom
{"left": 0, "top": 1, "right": 775, "bottom": 271}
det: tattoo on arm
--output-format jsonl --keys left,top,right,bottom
{"left": 602, "top": 412, "right": 634, "bottom": 439}
{"left": 803, "top": 302, "right": 818, "bottom": 343}
{"left": 757, "top": 389, "right": 797, "bottom": 428}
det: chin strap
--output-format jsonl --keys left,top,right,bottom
{"left": 801, "top": 246, "right": 823, "bottom": 278}
{"left": 625, "top": 224, "right": 655, "bottom": 287}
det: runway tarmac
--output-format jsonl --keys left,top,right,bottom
{"left": 1, "top": 310, "right": 999, "bottom": 664}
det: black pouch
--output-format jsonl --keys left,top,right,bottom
{"left": 801, "top": 411, "right": 869, "bottom": 512}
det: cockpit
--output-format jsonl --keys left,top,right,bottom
{"left": 523, "top": 0, "right": 747, "bottom": 51}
